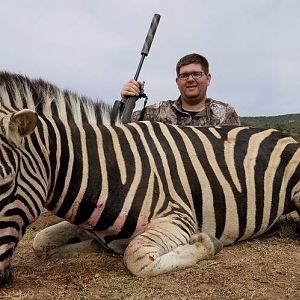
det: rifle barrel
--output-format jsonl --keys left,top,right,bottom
{"left": 122, "top": 14, "right": 161, "bottom": 124}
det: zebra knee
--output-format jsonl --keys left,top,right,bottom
{"left": 123, "top": 238, "right": 159, "bottom": 277}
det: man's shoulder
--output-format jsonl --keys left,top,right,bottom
{"left": 208, "top": 98, "right": 232, "bottom": 108}
{"left": 208, "top": 98, "right": 238, "bottom": 113}
{"left": 208, "top": 98, "right": 240, "bottom": 125}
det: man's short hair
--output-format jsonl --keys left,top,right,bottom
{"left": 176, "top": 53, "right": 209, "bottom": 76}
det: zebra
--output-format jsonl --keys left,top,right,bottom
{"left": 0, "top": 71, "right": 299, "bottom": 284}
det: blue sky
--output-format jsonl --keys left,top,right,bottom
{"left": 1, "top": 0, "right": 299, "bottom": 116}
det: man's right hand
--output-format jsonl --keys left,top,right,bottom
{"left": 120, "top": 79, "right": 141, "bottom": 100}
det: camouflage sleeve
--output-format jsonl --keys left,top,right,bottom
{"left": 222, "top": 105, "right": 241, "bottom": 125}
{"left": 131, "top": 105, "right": 159, "bottom": 122}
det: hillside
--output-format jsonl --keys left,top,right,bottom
{"left": 241, "top": 113, "right": 300, "bottom": 142}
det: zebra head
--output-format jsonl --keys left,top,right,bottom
{"left": 0, "top": 109, "right": 38, "bottom": 285}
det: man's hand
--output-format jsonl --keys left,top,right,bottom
{"left": 121, "top": 79, "right": 141, "bottom": 100}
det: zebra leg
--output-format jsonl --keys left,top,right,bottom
{"left": 292, "top": 195, "right": 300, "bottom": 233}
{"left": 293, "top": 195, "right": 300, "bottom": 215}
{"left": 123, "top": 229, "right": 222, "bottom": 277}
{"left": 33, "top": 221, "right": 101, "bottom": 258}
{"left": 269, "top": 194, "right": 300, "bottom": 237}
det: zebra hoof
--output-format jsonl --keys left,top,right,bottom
{"left": 190, "top": 233, "right": 223, "bottom": 256}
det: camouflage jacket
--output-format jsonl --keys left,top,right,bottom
{"left": 131, "top": 98, "right": 241, "bottom": 126}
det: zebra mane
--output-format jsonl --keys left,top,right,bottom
{"left": 0, "top": 71, "right": 115, "bottom": 126}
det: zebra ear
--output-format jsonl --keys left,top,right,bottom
{"left": 8, "top": 109, "right": 38, "bottom": 147}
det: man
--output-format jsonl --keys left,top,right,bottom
{"left": 120, "top": 53, "right": 241, "bottom": 126}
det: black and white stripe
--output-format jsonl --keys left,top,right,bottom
{"left": 0, "top": 71, "right": 299, "bottom": 281}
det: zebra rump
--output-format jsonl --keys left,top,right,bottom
{"left": 0, "top": 71, "right": 299, "bottom": 284}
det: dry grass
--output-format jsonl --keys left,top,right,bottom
{"left": 0, "top": 213, "right": 299, "bottom": 300}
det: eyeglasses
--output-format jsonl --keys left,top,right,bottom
{"left": 178, "top": 71, "right": 205, "bottom": 81}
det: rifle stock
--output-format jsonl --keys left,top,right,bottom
{"left": 121, "top": 97, "right": 138, "bottom": 123}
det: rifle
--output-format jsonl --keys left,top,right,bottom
{"left": 112, "top": 14, "right": 161, "bottom": 123}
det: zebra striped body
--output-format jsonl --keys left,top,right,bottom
{"left": 0, "top": 72, "right": 299, "bottom": 283}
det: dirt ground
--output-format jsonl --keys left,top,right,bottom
{"left": 0, "top": 212, "right": 299, "bottom": 300}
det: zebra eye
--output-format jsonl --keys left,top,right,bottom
{"left": 0, "top": 173, "right": 14, "bottom": 193}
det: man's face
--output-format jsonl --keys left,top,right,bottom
{"left": 176, "top": 63, "right": 211, "bottom": 105}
